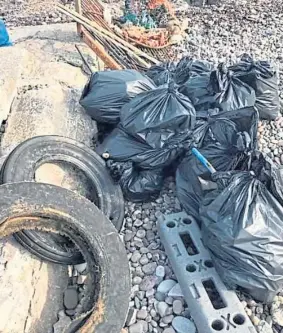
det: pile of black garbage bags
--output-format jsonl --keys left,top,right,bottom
{"left": 80, "top": 53, "right": 283, "bottom": 302}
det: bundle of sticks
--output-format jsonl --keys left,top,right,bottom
{"left": 57, "top": 3, "right": 161, "bottom": 70}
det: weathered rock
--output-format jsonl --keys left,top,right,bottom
{"left": 157, "top": 302, "right": 170, "bottom": 317}
{"left": 157, "top": 280, "right": 177, "bottom": 295}
{"left": 129, "top": 320, "right": 148, "bottom": 333}
{"left": 256, "top": 320, "right": 273, "bottom": 333}
{"left": 63, "top": 287, "right": 79, "bottom": 310}
{"left": 0, "top": 237, "right": 68, "bottom": 333}
{"left": 155, "top": 265, "right": 165, "bottom": 278}
{"left": 137, "top": 309, "right": 148, "bottom": 320}
{"left": 163, "top": 328, "right": 176, "bottom": 333}
{"left": 131, "top": 251, "right": 142, "bottom": 263}
{"left": 139, "top": 276, "right": 159, "bottom": 292}
{"left": 142, "top": 262, "right": 157, "bottom": 275}
{"left": 1, "top": 84, "right": 93, "bottom": 155}
{"left": 271, "top": 306, "right": 283, "bottom": 326}
{"left": 168, "top": 283, "right": 184, "bottom": 298}
{"left": 173, "top": 300, "right": 184, "bottom": 315}
{"left": 0, "top": 46, "right": 27, "bottom": 125}
{"left": 172, "top": 316, "right": 196, "bottom": 333}
{"left": 126, "top": 308, "right": 137, "bottom": 327}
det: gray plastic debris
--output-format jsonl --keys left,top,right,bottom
{"left": 158, "top": 212, "right": 257, "bottom": 333}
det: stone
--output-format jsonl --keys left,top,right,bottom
{"left": 126, "top": 308, "right": 137, "bottom": 326}
{"left": 245, "top": 308, "right": 252, "bottom": 317}
{"left": 168, "top": 283, "right": 184, "bottom": 298}
{"left": 146, "top": 230, "right": 155, "bottom": 242}
{"left": 63, "top": 287, "right": 79, "bottom": 310}
{"left": 133, "top": 276, "right": 143, "bottom": 285}
{"left": 155, "top": 265, "right": 165, "bottom": 278}
{"left": 124, "top": 232, "right": 134, "bottom": 242}
{"left": 53, "top": 313, "right": 72, "bottom": 333}
{"left": 165, "top": 297, "right": 174, "bottom": 305}
{"left": 65, "top": 309, "right": 76, "bottom": 316}
{"left": 173, "top": 300, "right": 184, "bottom": 315}
{"left": 77, "top": 275, "right": 87, "bottom": 285}
{"left": 163, "top": 328, "right": 176, "bottom": 333}
{"left": 74, "top": 263, "right": 87, "bottom": 274}
{"left": 157, "top": 279, "right": 177, "bottom": 295}
{"left": 250, "top": 315, "right": 261, "bottom": 326}
{"left": 172, "top": 316, "right": 196, "bottom": 333}
{"left": 128, "top": 321, "right": 144, "bottom": 333}
{"left": 256, "top": 305, "right": 264, "bottom": 314}
{"left": 157, "top": 301, "right": 170, "bottom": 317}
{"left": 140, "top": 255, "right": 149, "bottom": 265}
{"left": 271, "top": 306, "right": 283, "bottom": 326}
{"left": 134, "top": 297, "right": 141, "bottom": 309}
{"left": 142, "top": 262, "right": 157, "bottom": 275}
{"left": 137, "top": 291, "right": 145, "bottom": 301}
{"left": 131, "top": 285, "right": 140, "bottom": 298}
{"left": 162, "top": 315, "right": 174, "bottom": 324}
{"left": 136, "top": 229, "right": 146, "bottom": 239}
{"left": 137, "top": 309, "right": 148, "bottom": 320}
{"left": 131, "top": 251, "right": 142, "bottom": 263}
{"left": 155, "top": 291, "right": 166, "bottom": 301}
{"left": 146, "top": 289, "right": 155, "bottom": 298}
{"left": 134, "top": 219, "right": 143, "bottom": 227}
{"left": 139, "top": 276, "right": 159, "bottom": 291}
{"left": 256, "top": 320, "right": 273, "bottom": 333}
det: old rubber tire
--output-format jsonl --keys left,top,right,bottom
{"left": 1, "top": 135, "right": 125, "bottom": 265}
{"left": 0, "top": 182, "right": 130, "bottom": 333}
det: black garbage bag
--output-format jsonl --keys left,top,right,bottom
{"left": 229, "top": 54, "right": 280, "bottom": 120}
{"left": 192, "top": 107, "right": 259, "bottom": 148}
{"left": 107, "top": 160, "right": 163, "bottom": 202}
{"left": 146, "top": 62, "right": 176, "bottom": 86}
{"left": 210, "top": 63, "right": 256, "bottom": 112}
{"left": 200, "top": 163, "right": 283, "bottom": 303}
{"left": 175, "top": 57, "right": 214, "bottom": 85}
{"left": 80, "top": 69, "right": 156, "bottom": 125}
{"left": 120, "top": 82, "right": 196, "bottom": 148}
{"left": 176, "top": 140, "right": 253, "bottom": 223}
{"left": 179, "top": 73, "right": 217, "bottom": 111}
{"left": 96, "top": 127, "right": 192, "bottom": 170}
{"left": 176, "top": 107, "right": 259, "bottom": 222}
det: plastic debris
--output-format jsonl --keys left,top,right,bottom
{"left": 229, "top": 53, "right": 280, "bottom": 120}
{"left": 201, "top": 153, "right": 283, "bottom": 303}
{"left": 0, "top": 20, "right": 12, "bottom": 47}
{"left": 80, "top": 69, "right": 156, "bottom": 125}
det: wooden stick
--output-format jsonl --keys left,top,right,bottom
{"left": 57, "top": 4, "right": 159, "bottom": 65}
{"left": 75, "top": 0, "right": 83, "bottom": 34}
{"left": 82, "top": 28, "right": 123, "bottom": 70}
{"left": 57, "top": 5, "right": 152, "bottom": 68}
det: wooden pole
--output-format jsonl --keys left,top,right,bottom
{"left": 75, "top": 0, "right": 83, "bottom": 34}
{"left": 82, "top": 28, "right": 123, "bottom": 70}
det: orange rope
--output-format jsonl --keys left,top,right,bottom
{"left": 147, "top": 0, "right": 175, "bottom": 16}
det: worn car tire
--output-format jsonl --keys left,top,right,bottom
{"left": 0, "top": 182, "right": 130, "bottom": 333}
{"left": 1, "top": 135, "right": 125, "bottom": 264}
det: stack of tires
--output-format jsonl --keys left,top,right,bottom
{"left": 0, "top": 135, "right": 130, "bottom": 333}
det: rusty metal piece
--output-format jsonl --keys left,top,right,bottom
{"left": 75, "top": 44, "right": 93, "bottom": 73}
{"left": 82, "top": 28, "right": 123, "bottom": 70}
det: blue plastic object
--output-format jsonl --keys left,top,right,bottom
{"left": 192, "top": 147, "right": 216, "bottom": 173}
{"left": 0, "top": 20, "right": 12, "bottom": 47}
